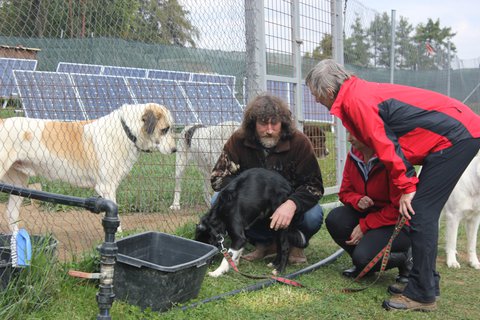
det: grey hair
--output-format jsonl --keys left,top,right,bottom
{"left": 305, "top": 59, "right": 353, "bottom": 100}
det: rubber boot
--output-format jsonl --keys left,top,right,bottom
{"left": 288, "top": 247, "right": 307, "bottom": 264}
{"left": 242, "top": 242, "right": 276, "bottom": 261}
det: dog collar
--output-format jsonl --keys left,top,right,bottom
{"left": 121, "top": 118, "right": 150, "bottom": 152}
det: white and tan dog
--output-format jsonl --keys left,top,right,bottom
{"left": 441, "top": 152, "right": 480, "bottom": 269}
{"left": 0, "top": 103, "right": 176, "bottom": 233}
{"left": 169, "top": 121, "right": 239, "bottom": 210}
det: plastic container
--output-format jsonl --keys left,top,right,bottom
{"left": 0, "top": 233, "right": 58, "bottom": 289}
{"left": 113, "top": 231, "right": 218, "bottom": 312}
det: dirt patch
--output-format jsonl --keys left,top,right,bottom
{"left": 0, "top": 203, "right": 202, "bottom": 261}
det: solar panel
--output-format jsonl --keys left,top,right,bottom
{"left": 56, "top": 62, "right": 103, "bottom": 75}
{"left": 70, "top": 73, "right": 135, "bottom": 119}
{"left": 147, "top": 69, "right": 191, "bottom": 82}
{"left": 191, "top": 73, "right": 236, "bottom": 90}
{"left": 267, "top": 80, "right": 293, "bottom": 106}
{"left": 179, "top": 81, "right": 243, "bottom": 125}
{"left": 302, "top": 84, "right": 333, "bottom": 124}
{"left": 13, "top": 70, "right": 87, "bottom": 121}
{"left": 0, "top": 58, "right": 37, "bottom": 98}
{"left": 126, "top": 77, "right": 199, "bottom": 125}
{"left": 103, "top": 66, "right": 147, "bottom": 78}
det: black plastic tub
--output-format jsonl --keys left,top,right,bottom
{"left": 0, "top": 233, "right": 58, "bottom": 289}
{"left": 113, "top": 231, "right": 218, "bottom": 312}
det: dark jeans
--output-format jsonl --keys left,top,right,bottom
{"left": 403, "top": 138, "right": 480, "bottom": 303}
{"left": 325, "top": 205, "right": 411, "bottom": 272}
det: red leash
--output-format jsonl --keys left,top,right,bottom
{"left": 222, "top": 249, "right": 304, "bottom": 287}
{"left": 342, "top": 216, "right": 407, "bottom": 293}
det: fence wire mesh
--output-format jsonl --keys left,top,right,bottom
{"left": 0, "top": 0, "right": 478, "bottom": 262}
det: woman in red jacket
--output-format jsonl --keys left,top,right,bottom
{"left": 326, "top": 133, "right": 411, "bottom": 281}
{"left": 306, "top": 59, "right": 480, "bottom": 311}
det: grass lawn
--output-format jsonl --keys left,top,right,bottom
{"left": 4, "top": 212, "right": 476, "bottom": 320}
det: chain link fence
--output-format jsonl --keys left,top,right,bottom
{"left": 0, "top": 0, "right": 478, "bottom": 261}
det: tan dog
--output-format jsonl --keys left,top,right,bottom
{"left": 0, "top": 103, "right": 176, "bottom": 233}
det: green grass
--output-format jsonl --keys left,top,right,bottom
{"left": 6, "top": 214, "right": 477, "bottom": 320}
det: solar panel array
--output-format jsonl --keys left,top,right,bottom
{"left": 14, "top": 70, "right": 87, "bottom": 121}
{"left": 267, "top": 80, "right": 333, "bottom": 124}
{"left": 14, "top": 64, "right": 243, "bottom": 125}
{"left": 0, "top": 58, "right": 37, "bottom": 98}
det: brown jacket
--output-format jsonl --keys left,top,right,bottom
{"left": 211, "top": 129, "right": 324, "bottom": 214}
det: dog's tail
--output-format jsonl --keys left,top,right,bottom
{"left": 185, "top": 124, "right": 206, "bottom": 148}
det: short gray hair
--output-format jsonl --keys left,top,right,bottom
{"left": 305, "top": 59, "right": 353, "bottom": 99}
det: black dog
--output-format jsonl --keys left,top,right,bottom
{"left": 195, "top": 167, "right": 305, "bottom": 277}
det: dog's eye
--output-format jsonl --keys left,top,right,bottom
{"left": 161, "top": 127, "right": 170, "bottom": 135}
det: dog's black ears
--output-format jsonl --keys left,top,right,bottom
{"left": 142, "top": 109, "right": 158, "bottom": 135}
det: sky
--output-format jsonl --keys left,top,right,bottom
{"left": 362, "top": 0, "right": 480, "bottom": 60}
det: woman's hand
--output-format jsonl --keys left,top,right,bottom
{"left": 358, "top": 196, "right": 374, "bottom": 210}
{"left": 399, "top": 192, "right": 416, "bottom": 220}
{"left": 346, "top": 225, "right": 364, "bottom": 246}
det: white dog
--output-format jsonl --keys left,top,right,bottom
{"left": 441, "top": 152, "right": 480, "bottom": 269}
{"left": 0, "top": 103, "right": 176, "bottom": 233}
{"left": 169, "top": 121, "right": 239, "bottom": 210}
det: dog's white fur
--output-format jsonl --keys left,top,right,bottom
{"left": 0, "top": 103, "right": 176, "bottom": 233}
{"left": 209, "top": 248, "right": 244, "bottom": 277}
{"left": 441, "top": 152, "right": 480, "bottom": 269}
{"left": 169, "top": 121, "right": 239, "bottom": 210}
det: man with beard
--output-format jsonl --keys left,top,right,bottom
{"left": 210, "top": 93, "right": 324, "bottom": 264}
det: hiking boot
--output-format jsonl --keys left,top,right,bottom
{"left": 382, "top": 294, "right": 437, "bottom": 312}
{"left": 242, "top": 243, "right": 276, "bottom": 261}
{"left": 288, "top": 246, "right": 307, "bottom": 264}
{"left": 287, "top": 229, "right": 307, "bottom": 248}
{"left": 388, "top": 283, "right": 440, "bottom": 301}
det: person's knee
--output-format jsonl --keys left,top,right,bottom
{"left": 303, "top": 204, "right": 324, "bottom": 230}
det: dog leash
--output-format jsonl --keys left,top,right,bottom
{"left": 342, "top": 215, "right": 407, "bottom": 293}
{"left": 221, "top": 249, "right": 304, "bottom": 287}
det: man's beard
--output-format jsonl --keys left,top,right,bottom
{"left": 259, "top": 135, "right": 280, "bottom": 148}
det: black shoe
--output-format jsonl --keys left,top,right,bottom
{"left": 395, "top": 248, "right": 412, "bottom": 284}
{"left": 342, "top": 266, "right": 358, "bottom": 278}
{"left": 287, "top": 229, "right": 307, "bottom": 248}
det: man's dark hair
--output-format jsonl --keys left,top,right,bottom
{"left": 241, "top": 93, "right": 295, "bottom": 142}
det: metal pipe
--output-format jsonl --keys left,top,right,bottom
{"left": 0, "top": 182, "right": 119, "bottom": 320}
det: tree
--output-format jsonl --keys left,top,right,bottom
{"left": 304, "top": 34, "right": 332, "bottom": 61}
{"left": 395, "top": 16, "right": 418, "bottom": 70}
{"left": 367, "top": 12, "right": 391, "bottom": 68}
{"left": 0, "top": 0, "right": 199, "bottom": 47}
{"left": 413, "top": 18, "right": 457, "bottom": 70}
{"left": 344, "top": 14, "right": 371, "bottom": 67}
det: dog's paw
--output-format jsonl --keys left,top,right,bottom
{"left": 446, "top": 258, "right": 461, "bottom": 268}
{"left": 169, "top": 204, "right": 181, "bottom": 210}
{"left": 468, "top": 259, "right": 480, "bottom": 269}
{"left": 208, "top": 271, "right": 221, "bottom": 278}
{"left": 272, "top": 269, "right": 279, "bottom": 276}
{"left": 267, "top": 262, "right": 275, "bottom": 268}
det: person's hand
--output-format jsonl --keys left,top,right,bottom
{"left": 357, "top": 196, "right": 374, "bottom": 210}
{"left": 270, "top": 199, "right": 296, "bottom": 230}
{"left": 399, "top": 191, "right": 416, "bottom": 220}
{"left": 345, "top": 225, "right": 363, "bottom": 246}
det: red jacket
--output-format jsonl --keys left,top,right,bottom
{"left": 339, "top": 148, "right": 403, "bottom": 233}
{"left": 331, "top": 76, "right": 480, "bottom": 194}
